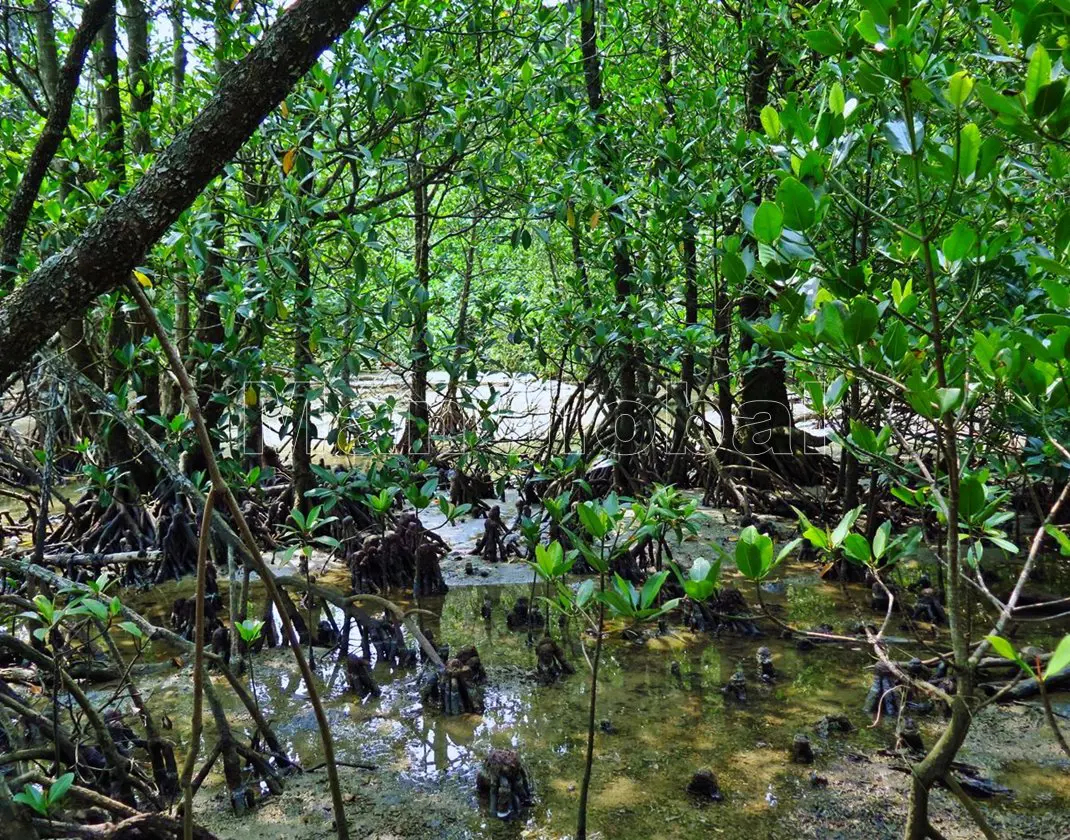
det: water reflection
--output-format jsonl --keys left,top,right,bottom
{"left": 126, "top": 560, "right": 1070, "bottom": 839}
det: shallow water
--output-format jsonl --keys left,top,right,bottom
{"left": 119, "top": 534, "right": 1070, "bottom": 839}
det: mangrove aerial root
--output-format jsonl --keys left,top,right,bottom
{"left": 477, "top": 748, "right": 532, "bottom": 820}
{"left": 686, "top": 768, "right": 723, "bottom": 802}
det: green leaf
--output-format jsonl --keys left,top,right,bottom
{"left": 849, "top": 419, "right": 879, "bottom": 454}
{"left": 47, "top": 772, "right": 74, "bottom": 805}
{"left": 119, "top": 621, "right": 144, "bottom": 639}
{"left": 776, "top": 177, "right": 816, "bottom": 231}
{"left": 842, "top": 533, "right": 872, "bottom": 564}
{"left": 957, "top": 123, "right": 980, "bottom": 179}
{"left": 640, "top": 570, "right": 670, "bottom": 610}
{"left": 985, "top": 634, "right": 1019, "bottom": 663}
{"left": 775, "top": 538, "right": 802, "bottom": 564}
{"left": 735, "top": 526, "right": 764, "bottom": 580}
{"left": 576, "top": 501, "right": 607, "bottom": 539}
{"left": 576, "top": 579, "right": 595, "bottom": 609}
{"left": 1044, "top": 635, "right": 1070, "bottom": 679}
{"left": 986, "top": 535, "right": 1018, "bottom": 554}
{"left": 872, "top": 521, "right": 891, "bottom": 559}
{"left": 816, "top": 301, "right": 846, "bottom": 345}
{"left": 884, "top": 116, "right": 923, "bottom": 155}
{"left": 1032, "top": 79, "right": 1066, "bottom": 118}
{"left": 958, "top": 475, "right": 986, "bottom": 522}
{"left": 753, "top": 201, "right": 783, "bottom": 243}
{"left": 829, "top": 82, "right": 845, "bottom": 116}
{"left": 74, "top": 599, "right": 109, "bottom": 622}
{"left": 977, "top": 83, "right": 1023, "bottom": 117}
{"left": 13, "top": 785, "right": 48, "bottom": 816}
{"left": 1025, "top": 45, "right": 1051, "bottom": 103}
{"left": 855, "top": 11, "right": 881, "bottom": 44}
{"left": 760, "top": 105, "right": 781, "bottom": 139}
{"left": 843, "top": 297, "right": 878, "bottom": 344}
{"left": 721, "top": 253, "right": 747, "bottom": 285}
{"left": 237, "top": 618, "right": 264, "bottom": 643}
{"left": 823, "top": 374, "right": 848, "bottom": 409}
{"left": 943, "top": 221, "right": 977, "bottom": 261}
{"left": 575, "top": 539, "right": 608, "bottom": 574}
{"left": 1044, "top": 524, "right": 1070, "bottom": 556}
{"left": 936, "top": 387, "right": 962, "bottom": 416}
{"left": 947, "top": 71, "right": 974, "bottom": 107}
{"left": 804, "top": 27, "right": 843, "bottom": 55}
{"left": 831, "top": 506, "right": 863, "bottom": 547}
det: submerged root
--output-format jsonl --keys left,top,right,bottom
{"left": 682, "top": 586, "right": 760, "bottom": 635}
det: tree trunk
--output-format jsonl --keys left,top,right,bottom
{"left": 121, "top": 0, "right": 161, "bottom": 419}
{"left": 171, "top": 0, "right": 186, "bottom": 102}
{"left": 240, "top": 175, "right": 268, "bottom": 470}
{"left": 95, "top": 10, "right": 125, "bottom": 182}
{"left": 94, "top": 10, "right": 159, "bottom": 489}
{"left": 402, "top": 164, "right": 432, "bottom": 457}
{"left": 161, "top": 0, "right": 189, "bottom": 418}
{"left": 34, "top": 0, "right": 60, "bottom": 104}
{"left": 0, "top": 0, "right": 374, "bottom": 383}
{"left": 123, "top": 0, "right": 152, "bottom": 156}
{"left": 738, "top": 293, "right": 791, "bottom": 447}
{"left": 193, "top": 209, "right": 227, "bottom": 442}
{"left": 292, "top": 252, "right": 313, "bottom": 513}
{"left": 738, "top": 40, "right": 791, "bottom": 459}
{"left": 660, "top": 14, "right": 698, "bottom": 486}
{"left": 714, "top": 248, "right": 735, "bottom": 450}
{"left": 578, "top": 0, "right": 640, "bottom": 489}
{"left": 443, "top": 225, "right": 477, "bottom": 406}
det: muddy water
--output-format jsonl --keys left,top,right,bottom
{"left": 116, "top": 513, "right": 1070, "bottom": 840}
